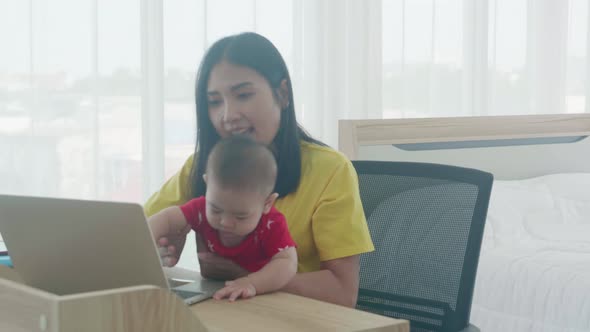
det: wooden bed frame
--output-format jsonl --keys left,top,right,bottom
{"left": 339, "top": 113, "right": 590, "bottom": 180}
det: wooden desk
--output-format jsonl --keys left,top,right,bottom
{"left": 193, "top": 292, "right": 408, "bottom": 332}
{"left": 164, "top": 267, "right": 407, "bottom": 331}
{"left": 0, "top": 265, "right": 408, "bottom": 332}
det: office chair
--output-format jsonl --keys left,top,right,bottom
{"left": 352, "top": 161, "right": 493, "bottom": 332}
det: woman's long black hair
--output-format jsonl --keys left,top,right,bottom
{"left": 190, "top": 32, "right": 324, "bottom": 198}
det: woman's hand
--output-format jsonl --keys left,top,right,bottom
{"left": 196, "top": 234, "right": 248, "bottom": 280}
{"left": 213, "top": 277, "right": 257, "bottom": 301}
{"left": 197, "top": 252, "right": 249, "bottom": 280}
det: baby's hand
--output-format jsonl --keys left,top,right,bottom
{"left": 157, "top": 237, "right": 178, "bottom": 267}
{"left": 213, "top": 277, "right": 257, "bottom": 302}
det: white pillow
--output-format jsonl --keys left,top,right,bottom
{"left": 486, "top": 173, "right": 590, "bottom": 246}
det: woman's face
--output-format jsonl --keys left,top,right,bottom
{"left": 206, "top": 61, "right": 283, "bottom": 145}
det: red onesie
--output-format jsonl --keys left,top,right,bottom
{"left": 180, "top": 196, "right": 296, "bottom": 272}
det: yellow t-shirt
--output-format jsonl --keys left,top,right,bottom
{"left": 144, "top": 141, "right": 374, "bottom": 273}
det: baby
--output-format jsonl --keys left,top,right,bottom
{"left": 148, "top": 135, "right": 297, "bottom": 301}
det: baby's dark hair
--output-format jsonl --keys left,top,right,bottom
{"left": 206, "top": 136, "right": 277, "bottom": 195}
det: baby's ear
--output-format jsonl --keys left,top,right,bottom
{"left": 263, "top": 193, "right": 279, "bottom": 214}
{"left": 202, "top": 173, "right": 208, "bottom": 184}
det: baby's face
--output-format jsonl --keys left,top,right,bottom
{"left": 204, "top": 181, "right": 268, "bottom": 238}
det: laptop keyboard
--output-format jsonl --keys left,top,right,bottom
{"left": 173, "top": 289, "right": 205, "bottom": 300}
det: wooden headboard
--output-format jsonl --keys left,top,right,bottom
{"left": 338, "top": 114, "right": 590, "bottom": 180}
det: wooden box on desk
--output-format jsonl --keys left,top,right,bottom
{"left": 0, "top": 265, "right": 206, "bottom": 332}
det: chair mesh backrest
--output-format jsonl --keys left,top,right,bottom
{"left": 353, "top": 161, "right": 493, "bottom": 332}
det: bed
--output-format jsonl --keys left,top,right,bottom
{"left": 339, "top": 114, "right": 590, "bottom": 332}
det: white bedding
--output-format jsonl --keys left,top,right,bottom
{"left": 471, "top": 173, "right": 590, "bottom": 332}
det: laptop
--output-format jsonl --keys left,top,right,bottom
{"left": 0, "top": 194, "right": 224, "bottom": 305}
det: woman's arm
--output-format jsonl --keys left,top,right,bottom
{"left": 282, "top": 255, "right": 360, "bottom": 308}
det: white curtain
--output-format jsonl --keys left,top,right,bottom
{"left": 0, "top": 0, "right": 588, "bottom": 203}
{"left": 292, "top": 0, "right": 383, "bottom": 148}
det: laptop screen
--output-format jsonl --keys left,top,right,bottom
{"left": 0, "top": 195, "right": 170, "bottom": 295}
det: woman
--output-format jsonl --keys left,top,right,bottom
{"left": 145, "top": 32, "right": 373, "bottom": 307}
